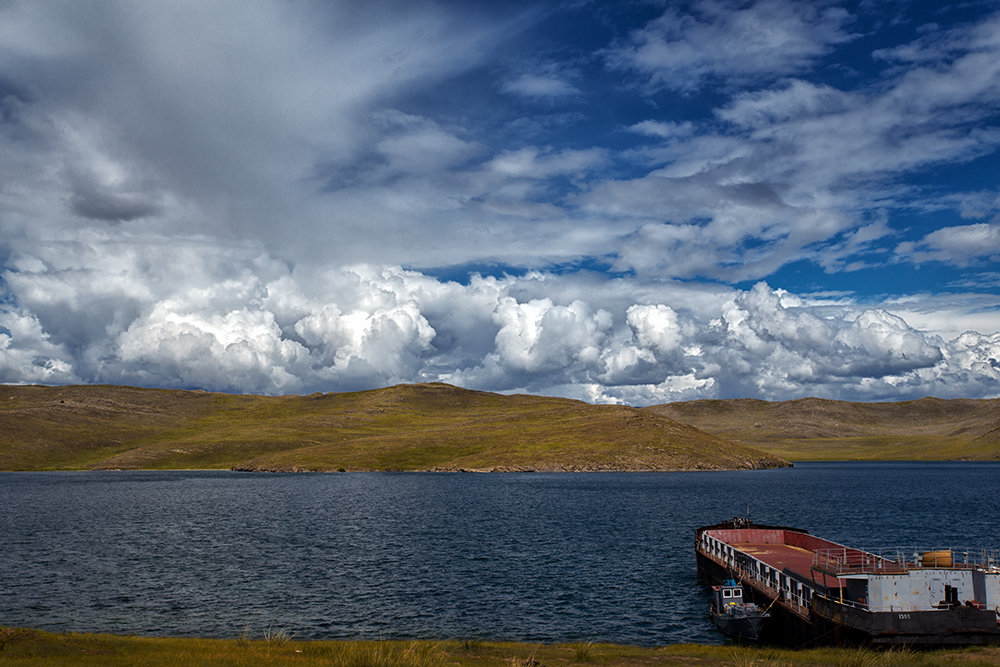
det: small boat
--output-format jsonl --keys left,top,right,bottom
{"left": 710, "top": 578, "right": 770, "bottom": 640}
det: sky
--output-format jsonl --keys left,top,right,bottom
{"left": 1, "top": 0, "right": 999, "bottom": 405}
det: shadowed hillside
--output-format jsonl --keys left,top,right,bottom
{"left": 645, "top": 396, "right": 1000, "bottom": 461}
{"left": 0, "top": 383, "right": 787, "bottom": 471}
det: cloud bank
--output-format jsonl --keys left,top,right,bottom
{"left": 3, "top": 238, "right": 997, "bottom": 404}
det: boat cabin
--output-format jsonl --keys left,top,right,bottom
{"left": 712, "top": 579, "right": 745, "bottom": 610}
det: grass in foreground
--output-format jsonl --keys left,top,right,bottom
{"left": 3, "top": 628, "right": 1000, "bottom": 666}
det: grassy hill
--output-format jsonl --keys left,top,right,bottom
{"left": 0, "top": 383, "right": 787, "bottom": 471}
{"left": 645, "top": 396, "right": 1000, "bottom": 461}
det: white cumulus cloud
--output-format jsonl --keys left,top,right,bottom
{"left": 1, "top": 241, "right": 996, "bottom": 403}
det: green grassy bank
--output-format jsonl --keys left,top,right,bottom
{"left": 646, "top": 396, "right": 1000, "bottom": 462}
{"left": 5, "top": 384, "right": 1000, "bottom": 470}
{"left": 2, "top": 628, "right": 1000, "bottom": 666}
{"left": 0, "top": 383, "right": 786, "bottom": 472}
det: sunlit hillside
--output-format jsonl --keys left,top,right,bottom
{"left": 647, "top": 396, "right": 1000, "bottom": 461}
{"left": 0, "top": 383, "right": 787, "bottom": 472}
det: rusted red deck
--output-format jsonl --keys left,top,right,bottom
{"left": 704, "top": 527, "right": 862, "bottom": 588}
{"left": 733, "top": 541, "right": 841, "bottom": 588}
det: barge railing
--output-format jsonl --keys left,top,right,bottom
{"left": 813, "top": 547, "right": 1000, "bottom": 575}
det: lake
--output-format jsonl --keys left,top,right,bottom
{"left": 1, "top": 462, "right": 998, "bottom": 645}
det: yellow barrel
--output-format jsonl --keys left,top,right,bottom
{"left": 921, "top": 550, "right": 952, "bottom": 567}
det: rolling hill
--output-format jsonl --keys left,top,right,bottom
{"left": 0, "top": 383, "right": 788, "bottom": 471}
{"left": 645, "top": 396, "right": 1000, "bottom": 461}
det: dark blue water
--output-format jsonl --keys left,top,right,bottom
{"left": 1, "top": 462, "right": 998, "bottom": 645}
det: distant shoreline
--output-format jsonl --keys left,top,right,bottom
{"left": 14, "top": 459, "right": 1000, "bottom": 473}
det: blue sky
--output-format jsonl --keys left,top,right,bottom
{"left": 0, "top": 0, "right": 998, "bottom": 404}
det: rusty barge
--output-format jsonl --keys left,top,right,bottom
{"left": 696, "top": 519, "right": 1000, "bottom": 646}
